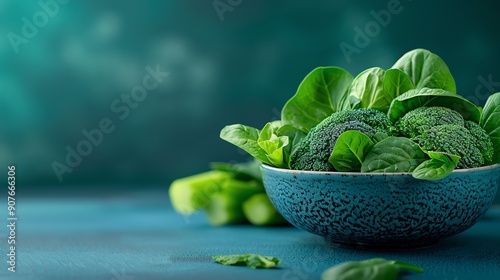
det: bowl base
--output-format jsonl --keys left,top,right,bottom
{"left": 326, "top": 238, "right": 440, "bottom": 250}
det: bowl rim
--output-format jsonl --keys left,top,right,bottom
{"left": 260, "top": 163, "right": 500, "bottom": 176}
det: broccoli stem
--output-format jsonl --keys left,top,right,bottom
{"left": 169, "top": 171, "right": 231, "bottom": 214}
{"left": 206, "top": 179, "right": 264, "bottom": 225}
{"left": 243, "top": 193, "right": 288, "bottom": 226}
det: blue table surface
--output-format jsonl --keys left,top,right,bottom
{"left": 1, "top": 191, "right": 499, "bottom": 280}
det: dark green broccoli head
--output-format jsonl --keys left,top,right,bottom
{"left": 394, "top": 107, "right": 464, "bottom": 138}
{"left": 326, "top": 108, "right": 391, "bottom": 133}
{"left": 465, "top": 120, "right": 494, "bottom": 163}
{"left": 291, "top": 120, "right": 377, "bottom": 171}
{"left": 413, "top": 124, "right": 484, "bottom": 168}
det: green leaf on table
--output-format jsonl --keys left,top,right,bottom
{"left": 329, "top": 130, "right": 374, "bottom": 172}
{"left": 412, "top": 151, "right": 460, "bottom": 181}
{"left": 361, "top": 137, "right": 428, "bottom": 173}
{"left": 392, "top": 48, "right": 456, "bottom": 92}
{"left": 387, "top": 87, "right": 481, "bottom": 123}
{"left": 321, "top": 258, "right": 423, "bottom": 280}
{"left": 213, "top": 254, "right": 282, "bottom": 269}
{"left": 281, "top": 67, "right": 353, "bottom": 132}
{"left": 480, "top": 92, "right": 500, "bottom": 163}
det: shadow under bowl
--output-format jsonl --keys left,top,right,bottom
{"left": 261, "top": 164, "right": 500, "bottom": 249}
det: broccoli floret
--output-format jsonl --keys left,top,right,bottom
{"left": 413, "top": 124, "right": 484, "bottom": 168}
{"left": 291, "top": 120, "right": 377, "bottom": 171}
{"left": 324, "top": 108, "right": 391, "bottom": 133}
{"left": 394, "top": 107, "right": 464, "bottom": 138}
{"left": 465, "top": 121, "right": 494, "bottom": 163}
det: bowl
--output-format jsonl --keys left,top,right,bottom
{"left": 261, "top": 164, "right": 500, "bottom": 249}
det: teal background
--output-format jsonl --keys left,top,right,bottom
{"left": 1, "top": 0, "right": 500, "bottom": 188}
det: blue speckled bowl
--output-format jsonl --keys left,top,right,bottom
{"left": 261, "top": 164, "right": 500, "bottom": 249}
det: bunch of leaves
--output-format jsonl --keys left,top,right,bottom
{"left": 219, "top": 48, "right": 499, "bottom": 181}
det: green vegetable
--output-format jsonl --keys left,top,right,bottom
{"left": 465, "top": 121, "right": 494, "bottom": 163}
{"left": 383, "top": 68, "right": 415, "bottom": 105}
{"left": 170, "top": 160, "right": 287, "bottom": 227}
{"left": 218, "top": 48, "right": 499, "bottom": 182}
{"left": 169, "top": 171, "right": 230, "bottom": 214}
{"left": 291, "top": 108, "right": 389, "bottom": 171}
{"left": 281, "top": 67, "right": 354, "bottom": 133}
{"left": 480, "top": 92, "right": 500, "bottom": 164}
{"left": 220, "top": 122, "right": 292, "bottom": 168}
{"left": 361, "top": 137, "right": 427, "bottom": 173}
{"left": 205, "top": 179, "right": 264, "bottom": 225}
{"left": 220, "top": 124, "right": 271, "bottom": 165}
{"left": 258, "top": 122, "right": 289, "bottom": 168}
{"left": 394, "top": 106, "right": 464, "bottom": 138}
{"left": 292, "top": 120, "right": 377, "bottom": 171}
{"left": 413, "top": 124, "right": 485, "bottom": 169}
{"left": 213, "top": 254, "right": 282, "bottom": 269}
{"left": 392, "top": 48, "right": 456, "bottom": 92}
{"left": 321, "top": 258, "right": 423, "bottom": 280}
{"left": 372, "top": 132, "right": 389, "bottom": 143}
{"left": 329, "top": 130, "right": 374, "bottom": 172}
{"left": 243, "top": 193, "right": 287, "bottom": 226}
{"left": 348, "top": 67, "right": 414, "bottom": 112}
{"left": 275, "top": 124, "right": 306, "bottom": 168}
{"left": 387, "top": 87, "right": 481, "bottom": 123}
{"left": 413, "top": 151, "right": 461, "bottom": 181}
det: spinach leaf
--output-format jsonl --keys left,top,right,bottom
{"left": 383, "top": 69, "right": 414, "bottom": 103}
{"left": 321, "top": 258, "right": 423, "bottom": 280}
{"left": 412, "top": 151, "right": 461, "bottom": 181}
{"left": 258, "top": 122, "right": 289, "bottom": 168}
{"left": 348, "top": 68, "right": 414, "bottom": 112}
{"left": 213, "top": 254, "right": 282, "bottom": 269}
{"left": 392, "top": 48, "right": 456, "bottom": 92}
{"left": 348, "top": 67, "right": 386, "bottom": 110}
{"left": 220, "top": 124, "right": 271, "bottom": 165}
{"left": 276, "top": 124, "right": 306, "bottom": 168}
{"left": 479, "top": 92, "right": 500, "bottom": 164}
{"left": 329, "top": 131, "right": 374, "bottom": 172}
{"left": 387, "top": 88, "right": 481, "bottom": 123}
{"left": 372, "top": 132, "right": 389, "bottom": 143}
{"left": 281, "top": 67, "right": 353, "bottom": 132}
{"left": 361, "top": 137, "right": 427, "bottom": 173}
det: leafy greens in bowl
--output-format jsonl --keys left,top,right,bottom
{"left": 220, "top": 49, "right": 500, "bottom": 181}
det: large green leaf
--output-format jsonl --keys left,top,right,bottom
{"left": 348, "top": 68, "right": 414, "bottom": 113}
{"left": 361, "top": 137, "right": 428, "bottom": 173}
{"left": 480, "top": 92, "right": 500, "bottom": 163}
{"left": 387, "top": 88, "right": 481, "bottom": 123}
{"left": 328, "top": 131, "right": 374, "bottom": 172}
{"left": 383, "top": 69, "right": 414, "bottom": 103}
{"left": 281, "top": 67, "right": 353, "bottom": 132}
{"left": 392, "top": 48, "right": 456, "bottom": 92}
{"left": 348, "top": 67, "right": 386, "bottom": 110}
